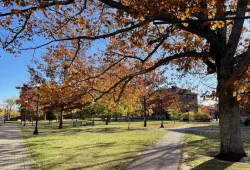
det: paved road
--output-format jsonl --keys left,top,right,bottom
{"left": 0, "top": 121, "right": 32, "bottom": 170}
{"left": 127, "top": 124, "right": 192, "bottom": 170}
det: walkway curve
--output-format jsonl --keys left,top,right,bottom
{"left": 127, "top": 124, "right": 192, "bottom": 170}
{"left": 0, "top": 121, "right": 32, "bottom": 170}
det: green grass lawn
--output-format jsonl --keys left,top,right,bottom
{"left": 181, "top": 124, "right": 250, "bottom": 170}
{"left": 18, "top": 119, "right": 185, "bottom": 170}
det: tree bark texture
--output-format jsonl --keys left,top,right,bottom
{"left": 59, "top": 108, "right": 63, "bottom": 129}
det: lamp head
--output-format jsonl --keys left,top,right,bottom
{"left": 36, "top": 83, "right": 41, "bottom": 88}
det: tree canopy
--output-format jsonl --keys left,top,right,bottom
{"left": 2, "top": 0, "right": 250, "bottom": 161}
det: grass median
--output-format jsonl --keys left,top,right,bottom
{"left": 19, "top": 120, "right": 185, "bottom": 170}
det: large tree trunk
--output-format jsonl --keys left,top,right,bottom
{"left": 215, "top": 0, "right": 248, "bottom": 157}
{"left": 217, "top": 88, "right": 246, "bottom": 161}
{"left": 59, "top": 108, "right": 63, "bottom": 129}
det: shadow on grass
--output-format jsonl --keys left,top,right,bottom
{"left": 167, "top": 125, "right": 220, "bottom": 140}
{"left": 192, "top": 159, "right": 233, "bottom": 170}
{"left": 175, "top": 125, "right": 250, "bottom": 169}
{"left": 22, "top": 123, "right": 148, "bottom": 140}
{"left": 67, "top": 143, "right": 182, "bottom": 170}
{"left": 68, "top": 142, "right": 117, "bottom": 150}
{"left": 28, "top": 140, "right": 147, "bottom": 170}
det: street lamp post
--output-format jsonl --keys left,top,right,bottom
{"left": 24, "top": 100, "right": 28, "bottom": 126}
{"left": 91, "top": 98, "right": 95, "bottom": 125}
{"left": 160, "top": 90, "right": 164, "bottom": 128}
{"left": 33, "top": 83, "right": 41, "bottom": 135}
{"left": 143, "top": 96, "right": 147, "bottom": 127}
{"left": 160, "top": 109, "right": 164, "bottom": 128}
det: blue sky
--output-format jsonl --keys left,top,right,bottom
{"left": 0, "top": 49, "right": 35, "bottom": 103}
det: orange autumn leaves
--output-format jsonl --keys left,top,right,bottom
{"left": 1, "top": 0, "right": 250, "bottom": 105}
{"left": 28, "top": 42, "right": 168, "bottom": 113}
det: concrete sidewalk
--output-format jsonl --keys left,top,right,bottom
{"left": 0, "top": 121, "right": 32, "bottom": 170}
{"left": 127, "top": 124, "right": 191, "bottom": 170}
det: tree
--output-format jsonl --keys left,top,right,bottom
{"left": 137, "top": 71, "right": 167, "bottom": 127}
{"left": 17, "top": 84, "right": 36, "bottom": 125}
{"left": 167, "top": 108, "right": 180, "bottom": 124}
{"left": 2, "top": 0, "right": 250, "bottom": 160}
{"left": 181, "top": 111, "right": 195, "bottom": 121}
{"left": 4, "top": 98, "right": 17, "bottom": 120}
{"left": 28, "top": 49, "right": 92, "bottom": 129}
{"left": 46, "top": 109, "right": 57, "bottom": 123}
{"left": 194, "top": 109, "right": 212, "bottom": 121}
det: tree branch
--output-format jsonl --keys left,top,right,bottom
{"left": 95, "top": 52, "right": 211, "bottom": 101}
{"left": 0, "top": 0, "right": 75, "bottom": 17}
{"left": 3, "top": 13, "right": 31, "bottom": 49}
{"left": 21, "top": 19, "right": 149, "bottom": 50}
{"left": 234, "top": 44, "right": 250, "bottom": 74}
{"left": 97, "top": 0, "right": 139, "bottom": 16}
{"left": 176, "top": 24, "right": 221, "bottom": 53}
{"left": 226, "top": 0, "right": 249, "bottom": 59}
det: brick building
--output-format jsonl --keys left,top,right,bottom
{"left": 152, "top": 86, "right": 198, "bottom": 119}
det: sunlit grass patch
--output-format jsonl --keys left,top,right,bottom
{"left": 19, "top": 120, "right": 185, "bottom": 170}
{"left": 181, "top": 124, "right": 250, "bottom": 170}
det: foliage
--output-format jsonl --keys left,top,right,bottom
{"left": 46, "top": 109, "right": 57, "bottom": 121}
{"left": 0, "top": 108, "right": 4, "bottom": 118}
{"left": 167, "top": 107, "right": 180, "bottom": 121}
{"left": 3, "top": 0, "right": 250, "bottom": 156}
{"left": 200, "top": 106, "right": 216, "bottom": 115}
{"left": 180, "top": 112, "right": 194, "bottom": 121}
{"left": 194, "top": 109, "right": 212, "bottom": 121}
{"left": 18, "top": 84, "right": 36, "bottom": 112}
{"left": 82, "top": 103, "right": 108, "bottom": 116}
{"left": 10, "top": 110, "right": 21, "bottom": 118}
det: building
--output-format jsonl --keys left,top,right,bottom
{"left": 174, "top": 87, "right": 198, "bottom": 113}
{"left": 152, "top": 86, "right": 198, "bottom": 119}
